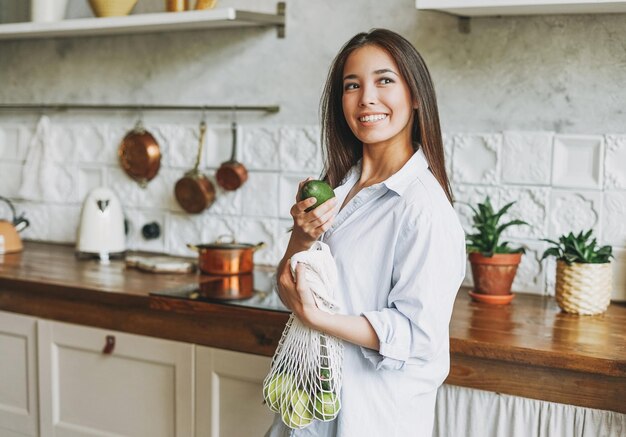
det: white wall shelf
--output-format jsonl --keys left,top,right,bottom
{"left": 416, "top": 0, "right": 626, "bottom": 16}
{"left": 0, "top": 3, "right": 286, "bottom": 41}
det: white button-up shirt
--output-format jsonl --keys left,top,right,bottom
{"left": 266, "top": 148, "right": 466, "bottom": 437}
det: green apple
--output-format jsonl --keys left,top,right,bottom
{"left": 281, "top": 388, "right": 313, "bottom": 428}
{"left": 263, "top": 372, "right": 294, "bottom": 411}
{"left": 319, "top": 368, "right": 332, "bottom": 391}
{"left": 314, "top": 391, "right": 340, "bottom": 420}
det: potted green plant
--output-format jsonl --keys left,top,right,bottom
{"left": 464, "top": 197, "right": 528, "bottom": 304}
{"left": 541, "top": 230, "right": 613, "bottom": 315}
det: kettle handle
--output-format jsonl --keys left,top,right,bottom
{"left": 0, "top": 196, "right": 18, "bottom": 222}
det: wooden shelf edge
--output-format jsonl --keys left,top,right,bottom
{"left": 415, "top": 0, "right": 626, "bottom": 16}
{"left": 0, "top": 7, "right": 286, "bottom": 40}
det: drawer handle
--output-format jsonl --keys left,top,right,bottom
{"left": 102, "top": 335, "right": 116, "bottom": 354}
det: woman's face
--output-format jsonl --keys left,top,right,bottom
{"left": 342, "top": 45, "right": 414, "bottom": 149}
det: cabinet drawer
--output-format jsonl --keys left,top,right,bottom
{"left": 38, "top": 321, "right": 193, "bottom": 437}
{"left": 0, "top": 311, "right": 39, "bottom": 437}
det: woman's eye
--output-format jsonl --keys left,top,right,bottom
{"left": 379, "top": 77, "right": 394, "bottom": 85}
{"left": 344, "top": 83, "right": 359, "bottom": 91}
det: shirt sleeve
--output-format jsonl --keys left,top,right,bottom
{"left": 360, "top": 206, "right": 466, "bottom": 371}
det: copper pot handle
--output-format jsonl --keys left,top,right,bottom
{"left": 253, "top": 242, "right": 266, "bottom": 252}
{"left": 186, "top": 243, "right": 199, "bottom": 252}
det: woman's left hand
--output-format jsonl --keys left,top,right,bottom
{"left": 277, "top": 261, "right": 320, "bottom": 328}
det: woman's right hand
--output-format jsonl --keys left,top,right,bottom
{"left": 290, "top": 177, "right": 338, "bottom": 245}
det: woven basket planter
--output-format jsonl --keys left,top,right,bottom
{"left": 555, "top": 260, "right": 612, "bottom": 315}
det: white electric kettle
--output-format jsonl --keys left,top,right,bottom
{"left": 76, "top": 187, "right": 125, "bottom": 262}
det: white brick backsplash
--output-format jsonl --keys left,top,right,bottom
{"left": 202, "top": 215, "right": 240, "bottom": 246}
{"left": 552, "top": 135, "right": 604, "bottom": 189}
{"left": 209, "top": 185, "right": 242, "bottom": 216}
{"left": 279, "top": 173, "right": 315, "bottom": 219}
{"left": 107, "top": 167, "right": 180, "bottom": 211}
{"left": 602, "top": 191, "right": 626, "bottom": 247}
{"left": 241, "top": 126, "right": 280, "bottom": 171}
{"left": 279, "top": 126, "right": 322, "bottom": 173}
{"left": 153, "top": 123, "right": 213, "bottom": 169}
{"left": 611, "top": 248, "right": 626, "bottom": 302}
{"left": 604, "top": 135, "right": 626, "bottom": 189}
{"left": 275, "top": 219, "right": 294, "bottom": 262}
{"left": 442, "top": 133, "right": 453, "bottom": 176}
{"left": 125, "top": 208, "right": 166, "bottom": 253}
{"left": 241, "top": 172, "right": 279, "bottom": 217}
{"left": 209, "top": 125, "right": 240, "bottom": 168}
{"left": 0, "top": 124, "right": 29, "bottom": 161}
{"left": 545, "top": 257, "right": 557, "bottom": 296}
{"left": 501, "top": 131, "right": 553, "bottom": 185}
{"left": 452, "top": 133, "right": 501, "bottom": 185}
{"left": 237, "top": 217, "right": 279, "bottom": 266}
{"left": 0, "top": 162, "right": 23, "bottom": 198}
{"left": 18, "top": 202, "right": 80, "bottom": 243}
{"left": 78, "top": 166, "right": 106, "bottom": 203}
{"left": 510, "top": 239, "right": 547, "bottom": 295}
{"left": 166, "top": 212, "right": 205, "bottom": 256}
{"left": 548, "top": 189, "right": 602, "bottom": 238}
{"left": 2, "top": 118, "right": 625, "bottom": 286}
{"left": 452, "top": 184, "right": 501, "bottom": 234}
{"left": 500, "top": 186, "right": 550, "bottom": 239}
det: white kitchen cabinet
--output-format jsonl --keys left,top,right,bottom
{"left": 0, "top": 311, "right": 39, "bottom": 437}
{"left": 195, "top": 346, "right": 274, "bottom": 437}
{"left": 37, "top": 321, "right": 194, "bottom": 437}
{"left": 416, "top": 0, "right": 626, "bottom": 16}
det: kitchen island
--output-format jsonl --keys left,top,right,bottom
{"left": 0, "top": 242, "right": 624, "bottom": 435}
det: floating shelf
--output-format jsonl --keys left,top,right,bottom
{"left": 0, "top": 3, "right": 286, "bottom": 41}
{"left": 416, "top": 0, "right": 626, "bottom": 16}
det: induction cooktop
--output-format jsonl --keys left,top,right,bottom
{"left": 149, "top": 265, "right": 289, "bottom": 313}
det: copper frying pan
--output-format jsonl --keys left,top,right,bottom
{"left": 118, "top": 120, "right": 161, "bottom": 187}
{"left": 174, "top": 121, "right": 216, "bottom": 214}
{"left": 216, "top": 122, "right": 248, "bottom": 191}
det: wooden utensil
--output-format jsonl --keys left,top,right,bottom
{"left": 174, "top": 121, "right": 216, "bottom": 214}
{"left": 216, "top": 121, "right": 248, "bottom": 191}
{"left": 118, "top": 120, "right": 161, "bottom": 187}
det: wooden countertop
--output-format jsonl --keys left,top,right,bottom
{"left": 1, "top": 242, "right": 624, "bottom": 413}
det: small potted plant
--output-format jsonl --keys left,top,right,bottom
{"left": 541, "top": 230, "right": 613, "bottom": 315}
{"left": 465, "top": 197, "right": 528, "bottom": 304}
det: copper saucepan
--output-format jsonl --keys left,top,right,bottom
{"left": 118, "top": 120, "right": 161, "bottom": 187}
{"left": 216, "top": 122, "right": 248, "bottom": 191}
{"left": 187, "top": 235, "right": 265, "bottom": 275}
{"left": 174, "top": 121, "right": 216, "bottom": 213}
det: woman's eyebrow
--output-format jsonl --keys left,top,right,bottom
{"left": 343, "top": 68, "right": 398, "bottom": 81}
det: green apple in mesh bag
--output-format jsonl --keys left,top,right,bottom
{"left": 314, "top": 391, "right": 340, "bottom": 420}
{"left": 299, "top": 180, "right": 336, "bottom": 212}
{"left": 281, "top": 388, "right": 313, "bottom": 428}
{"left": 264, "top": 372, "right": 295, "bottom": 411}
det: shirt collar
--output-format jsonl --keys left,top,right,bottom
{"left": 382, "top": 147, "right": 429, "bottom": 196}
{"left": 340, "top": 147, "right": 429, "bottom": 197}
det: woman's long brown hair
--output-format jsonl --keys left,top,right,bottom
{"left": 319, "top": 28, "right": 453, "bottom": 204}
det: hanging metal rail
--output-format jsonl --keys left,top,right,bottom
{"left": 0, "top": 103, "right": 280, "bottom": 114}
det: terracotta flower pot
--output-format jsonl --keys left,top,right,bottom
{"left": 469, "top": 252, "right": 522, "bottom": 303}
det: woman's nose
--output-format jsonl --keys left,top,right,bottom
{"left": 358, "top": 84, "right": 377, "bottom": 106}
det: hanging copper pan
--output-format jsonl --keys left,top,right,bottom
{"left": 118, "top": 120, "right": 161, "bottom": 187}
{"left": 216, "top": 121, "right": 248, "bottom": 191}
{"left": 174, "top": 121, "right": 216, "bottom": 214}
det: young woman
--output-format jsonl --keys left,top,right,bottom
{"left": 267, "top": 29, "right": 466, "bottom": 437}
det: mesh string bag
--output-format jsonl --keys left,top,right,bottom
{"left": 263, "top": 242, "right": 343, "bottom": 429}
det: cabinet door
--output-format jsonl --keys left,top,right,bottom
{"left": 0, "top": 311, "right": 39, "bottom": 437}
{"left": 38, "top": 321, "right": 193, "bottom": 437}
{"left": 196, "top": 347, "right": 274, "bottom": 437}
